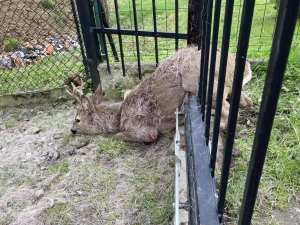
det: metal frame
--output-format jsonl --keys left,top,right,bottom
{"left": 73, "top": 0, "right": 300, "bottom": 224}
{"left": 185, "top": 0, "right": 300, "bottom": 224}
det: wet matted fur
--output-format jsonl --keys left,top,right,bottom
{"left": 69, "top": 45, "right": 253, "bottom": 142}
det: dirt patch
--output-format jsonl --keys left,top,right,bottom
{"left": 0, "top": 0, "right": 76, "bottom": 52}
{"left": 0, "top": 100, "right": 175, "bottom": 224}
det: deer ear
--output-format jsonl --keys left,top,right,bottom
{"left": 81, "top": 96, "right": 94, "bottom": 114}
{"left": 92, "top": 83, "right": 103, "bottom": 105}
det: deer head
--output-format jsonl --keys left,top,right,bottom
{"left": 67, "top": 81, "right": 121, "bottom": 135}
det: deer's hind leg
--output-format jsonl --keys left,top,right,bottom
{"left": 115, "top": 126, "right": 158, "bottom": 143}
{"left": 239, "top": 92, "right": 253, "bottom": 107}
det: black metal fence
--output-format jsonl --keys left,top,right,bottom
{"left": 73, "top": 0, "right": 300, "bottom": 224}
{"left": 184, "top": 0, "right": 300, "bottom": 224}
{"left": 0, "top": 0, "right": 87, "bottom": 95}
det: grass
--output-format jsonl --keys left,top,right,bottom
{"left": 51, "top": 11, "right": 68, "bottom": 27}
{"left": 223, "top": 50, "right": 300, "bottom": 223}
{"left": 4, "top": 120, "right": 15, "bottom": 128}
{"left": 0, "top": 107, "right": 175, "bottom": 224}
{"left": 114, "top": 81, "right": 125, "bottom": 99}
{"left": 96, "top": 137, "right": 139, "bottom": 157}
{"left": 4, "top": 38, "right": 22, "bottom": 51}
{"left": 39, "top": 0, "right": 55, "bottom": 8}
{"left": 38, "top": 137, "right": 174, "bottom": 224}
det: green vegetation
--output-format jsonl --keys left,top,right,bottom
{"left": 43, "top": 203, "right": 74, "bottom": 224}
{"left": 39, "top": 0, "right": 55, "bottom": 8}
{"left": 46, "top": 160, "right": 70, "bottom": 175}
{"left": 0, "top": 164, "right": 27, "bottom": 194}
{"left": 4, "top": 38, "right": 22, "bottom": 51}
{"left": 51, "top": 11, "right": 68, "bottom": 27}
{"left": 224, "top": 51, "right": 300, "bottom": 223}
{"left": 57, "top": 12, "right": 67, "bottom": 27}
{"left": 4, "top": 120, "right": 15, "bottom": 128}
{"left": 114, "top": 82, "right": 125, "bottom": 99}
{"left": 97, "top": 138, "right": 137, "bottom": 157}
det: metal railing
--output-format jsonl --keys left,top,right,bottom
{"left": 72, "top": 0, "right": 300, "bottom": 224}
{"left": 184, "top": 0, "right": 300, "bottom": 224}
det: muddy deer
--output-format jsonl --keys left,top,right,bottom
{"left": 68, "top": 46, "right": 253, "bottom": 142}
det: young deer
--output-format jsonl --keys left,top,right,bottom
{"left": 68, "top": 46, "right": 253, "bottom": 142}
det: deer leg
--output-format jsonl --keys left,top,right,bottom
{"left": 220, "top": 101, "right": 230, "bottom": 129}
{"left": 115, "top": 127, "right": 158, "bottom": 143}
{"left": 239, "top": 92, "right": 253, "bottom": 107}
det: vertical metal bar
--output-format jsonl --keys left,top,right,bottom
{"left": 239, "top": 1, "right": 300, "bottom": 224}
{"left": 200, "top": 0, "right": 213, "bottom": 119}
{"left": 187, "top": 0, "right": 194, "bottom": 45}
{"left": 175, "top": 0, "right": 179, "bottom": 50}
{"left": 152, "top": 0, "right": 159, "bottom": 66}
{"left": 74, "top": 0, "right": 101, "bottom": 90}
{"left": 206, "top": 0, "right": 222, "bottom": 153}
{"left": 218, "top": 0, "right": 256, "bottom": 222}
{"left": 197, "top": 0, "right": 204, "bottom": 48}
{"left": 209, "top": 0, "right": 234, "bottom": 193}
{"left": 187, "top": 0, "right": 202, "bottom": 46}
{"left": 93, "top": 0, "right": 106, "bottom": 60}
{"left": 198, "top": 0, "right": 208, "bottom": 103}
{"left": 97, "top": 0, "right": 119, "bottom": 62}
{"left": 98, "top": 1, "right": 111, "bottom": 74}
{"left": 69, "top": 0, "right": 90, "bottom": 79}
{"left": 132, "top": 0, "right": 142, "bottom": 79}
{"left": 114, "top": 0, "right": 126, "bottom": 76}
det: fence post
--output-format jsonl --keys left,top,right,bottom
{"left": 74, "top": 0, "right": 101, "bottom": 91}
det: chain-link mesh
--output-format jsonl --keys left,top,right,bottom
{"left": 218, "top": 0, "right": 300, "bottom": 57}
{"left": 0, "top": 0, "right": 86, "bottom": 95}
{"left": 1, "top": 0, "right": 299, "bottom": 94}
{"left": 102, "top": 0, "right": 300, "bottom": 62}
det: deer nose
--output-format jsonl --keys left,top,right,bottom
{"left": 71, "top": 129, "right": 77, "bottom": 135}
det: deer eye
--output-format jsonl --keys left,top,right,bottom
{"left": 76, "top": 119, "right": 81, "bottom": 123}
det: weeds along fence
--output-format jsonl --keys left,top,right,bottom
{"left": 0, "top": 0, "right": 88, "bottom": 95}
